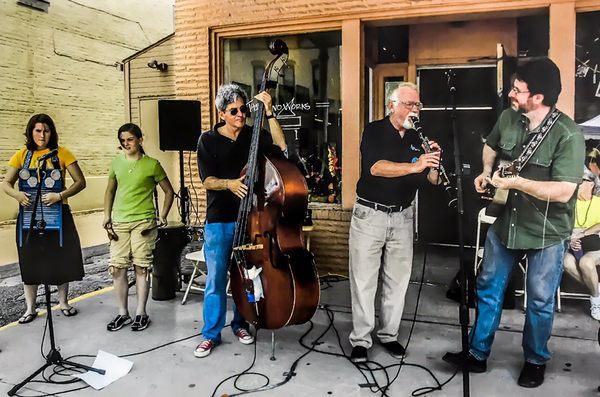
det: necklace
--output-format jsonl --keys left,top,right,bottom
{"left": 576, "top": 198, "right": 594, "bottom": 227}
{"left": 126, "top": 155, "right": 143, "bottom": 174}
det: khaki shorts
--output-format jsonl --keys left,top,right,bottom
{"left": 109, "top": 218, "right": 157, "bottom": 270}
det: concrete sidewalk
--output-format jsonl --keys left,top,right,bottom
{"left": 0, "top": 246, "right": 598, "bottom": 396}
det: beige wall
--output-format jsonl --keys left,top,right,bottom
{"left": 127, "top": 36, "right": 176, "bottom": 124}
{"left": 124, "top": 35, "right": 182, "bottom": 223}
{"left": 139, "top": 99, "right": 181, "bottom": 223}
{"left": 409, "top": 19, "right": 518, "bottom": 65}
{"left": 0, "top": 0, "right": 174, "bottom": 222}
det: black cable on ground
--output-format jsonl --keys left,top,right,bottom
{"left": 209, "top": 330, "right": 268, "bottom": 397}
{"left": 8, "top": 245, "right": 510, "bottom": 397}
{"left": 9, "top": 323, "right": 203, "bottom": 397}
{"left": 211, "top": 312, "right": 342, "bottom": 397}
{"left": 305, "top": 245, "right": 459, "bottom": 396}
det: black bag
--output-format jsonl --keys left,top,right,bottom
{"left": 581, "top": 234, "right": 600, "bottom": 253}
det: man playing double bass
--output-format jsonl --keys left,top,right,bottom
{"left": 349, "top": 82, "right": 443, "bottom": 363}
{"left": 443, "top": 57, "right": 584, "bottom": 388}
{"left": 195, "top": 83, "right": 286, "bottom": 358}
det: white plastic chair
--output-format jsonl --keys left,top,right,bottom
{"left": 474, "top": 208, "right": 496, "bottom": 275}
{"left": 181, "top": 247, "right": 230, "bottom": 304}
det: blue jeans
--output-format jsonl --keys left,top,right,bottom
{"left": 469, "top": 228, "right": 566, "bottom": 365}
{"left": 202, "top": 222, "right": 247, "bottom": 342}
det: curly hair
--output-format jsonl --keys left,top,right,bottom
{"left": 215, "top": 83, "right": 248, "bottom": 112}
{"left": 24, "top": 114, "right": 59, "bottom": 151}
{"left": 514, "top": 57, "right": 561, "bottom": 107}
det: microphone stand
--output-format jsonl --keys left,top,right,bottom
{"left": 8, "top": 285, "right": 106, "bottom": 396}
{"left": 447, "top": 69, "right": 470, "bottom": 397}
{"left": 9, "top": 160, "right": 106, "bottom": 396}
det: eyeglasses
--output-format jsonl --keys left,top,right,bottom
{"left": 510, "top": 85, "right": 530, "bottom": 95}
{"left": 392, "top": 100, "right": 423, "bottom": 110}
{"left": 224, "top": 105, "right": 248, "bottom": 116}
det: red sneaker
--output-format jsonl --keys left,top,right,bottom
{"left": 194, "top": 339, "right": 216, "bottom": 358}
{"left": 234, "top": 328, "right": 254, "bottom": 345}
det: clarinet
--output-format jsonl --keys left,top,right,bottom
{"left": 408, "top": 115, "right": 457, "bottom": 208}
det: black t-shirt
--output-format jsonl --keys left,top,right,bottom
{"left": 355, "top": 117, "right": 427, "bottom": 207}
{"left": 197, "top": 122, "right": 276, "bottom": 223}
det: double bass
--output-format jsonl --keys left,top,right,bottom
{"left": 229, "top": 39, "right": 320, "bottom": 330}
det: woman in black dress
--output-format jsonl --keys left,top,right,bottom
{"left": 1, "top": 114, "right": 86, "bottom": 324}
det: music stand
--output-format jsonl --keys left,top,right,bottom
{"left": 8, "top": 161, "right": 105, "bottom": 396}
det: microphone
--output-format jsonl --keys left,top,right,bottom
{"left": 38, "top": 149, "right": 58, "bottom": 162}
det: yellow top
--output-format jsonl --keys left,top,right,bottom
{"left": 7, "top": 146, "right": 76, "bottom": 171}
{"left": 574, "top": 196, "right": 600, "bottom": 229}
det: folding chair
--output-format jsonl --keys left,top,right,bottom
{"left": 181, "top": 247, "right": 231, "bottom": 304}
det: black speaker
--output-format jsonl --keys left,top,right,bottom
{"left": 152, "top": 224, "right": 189, "bottom": 301}
{"left": 158, "top": 100, "right": 201, "bottom": 151}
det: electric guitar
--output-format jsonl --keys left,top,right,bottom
{"left": 482, "top": 159, "right": 519, "bottom": 217}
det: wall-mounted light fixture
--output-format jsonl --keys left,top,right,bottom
{"left": 147, "top": 60, "right": 168, "bottom": 72}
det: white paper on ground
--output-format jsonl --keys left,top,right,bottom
{"left": 73, "top": 350, "right": 133, "bottom": 390}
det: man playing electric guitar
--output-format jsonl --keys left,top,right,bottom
{"left": 443, "top": 58, "right": 585, "bottom": 388}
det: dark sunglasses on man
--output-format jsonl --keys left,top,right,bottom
{"left": 225, "top": 105, "right": 249, "bottom": 116}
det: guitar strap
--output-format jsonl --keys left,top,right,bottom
{"left": 513, "top": 108, "right": 562, "bottom": 173}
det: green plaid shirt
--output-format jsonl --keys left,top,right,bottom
{"left": 485, "top": 109, "right": 585, "bottom": 249}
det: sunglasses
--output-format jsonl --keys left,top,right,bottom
{"left": 224, "top": 105, "right": 249, "bottom": 116}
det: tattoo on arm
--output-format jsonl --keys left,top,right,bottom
{"left": 203, "top": 177, "right": 230, "bottom": 191}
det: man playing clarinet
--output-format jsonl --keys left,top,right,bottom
{"left": 348, "top": 82, "right": 443, "bottom": 363}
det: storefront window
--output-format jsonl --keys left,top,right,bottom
{"left": 575, "top": 11, "right": 600, "bottom": 137}
{"left": 223, "top": 31, "right": 342, "bottom": 204}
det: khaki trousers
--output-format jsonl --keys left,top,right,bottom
{"left": 348, "top": 202, "right": 414, "bottom": 348}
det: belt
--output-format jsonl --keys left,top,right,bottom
{"left": 356, "top": 198, "right": 405, "bottom": 214}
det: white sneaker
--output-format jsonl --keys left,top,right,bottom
{"left": 234, "top": 328, "right": 254, "bottom": 344}
{"left": 590, "top": 296, "right": 600, "bottom": 321}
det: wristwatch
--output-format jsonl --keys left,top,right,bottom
{"left": 266, "top": 113, "right": 275, "bottom": 120}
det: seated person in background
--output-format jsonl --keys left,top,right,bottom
{"left": 585, "top": 147, "right": 600, "bottom": 196}
{"left": 563, "top": 171, "right": 600, "bottom": 320}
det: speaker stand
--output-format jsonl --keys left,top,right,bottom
{"left": 178, "top": 150, "right": 189, "bottom": 224}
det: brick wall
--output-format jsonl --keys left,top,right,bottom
{"left": 310, "top": 205, "right": 351, "bottom": 275}
{"left": 172, "top": 0, "right": 543, "bottom": 274}
{"left": 0, "top": 0, "right": 173, "bottom": 221}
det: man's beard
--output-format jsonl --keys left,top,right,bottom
{"left": 511, "top": 99, "right": 530, "bottom": 114}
